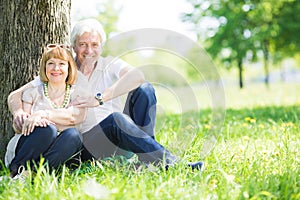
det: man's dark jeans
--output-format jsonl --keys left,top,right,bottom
{"left": 81, "top": 82, "right": 177, "bottom": 165}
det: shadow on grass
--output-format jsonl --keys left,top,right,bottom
{"left": 158, "top": 104, "right": 300, "bottom": 126}
{"left": 224, "top": 105, "right": 300, "bottom": 123}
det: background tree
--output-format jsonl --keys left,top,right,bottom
{"left": 0, "top": 0, "right": 71, "bottom": 159}
{"left": 182, "top": 0, "right": 256, "bottom": 88}
{"left": 274, "top": 0, "right": 300, "bottom": 58}
{"left": 71, "top": 0, "right": 122, "bottom": 39}
{"left": 182, "top": 0, "right": 300, "bottom": 88}
{"left": 94, "top": 0, "right": 122, "bottom": 38}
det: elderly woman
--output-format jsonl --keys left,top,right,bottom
{"left": 5, "top": 44, "right": 87, "bottom": 179}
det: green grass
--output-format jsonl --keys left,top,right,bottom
{"left": 0, "top": 82, "right": 300, "bottom": 200}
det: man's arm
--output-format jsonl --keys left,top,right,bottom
{"left": 71, "top": 66, "right": 145, "bottom": 107}
{"left": 7, "top": 82, "right": 34, "bottom": 132}
{"left": 102, "top": 66, "right": 145, "bottom": 102}
{"left": 8, "top": 82, "right": 34, "bottom": 114}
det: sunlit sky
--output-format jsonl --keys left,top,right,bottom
{"left": 71, "top": 0, "right": 197, "bottom": 40}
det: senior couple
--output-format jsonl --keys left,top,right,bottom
{"left": 5, "top": 18, "right": 203, "bottom": 178}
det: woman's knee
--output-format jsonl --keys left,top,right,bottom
{"left": 33, "top": 125, "right": 57, "bottom": 140}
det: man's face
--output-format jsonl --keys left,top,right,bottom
{"left": 73, "top": 32, "right": 102, "bottom": 65}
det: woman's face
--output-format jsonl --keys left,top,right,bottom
{"left": 46, "top": 57, "right": 69, "bottom": 84}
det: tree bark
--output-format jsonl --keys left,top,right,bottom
{"left": 0, "top": 0, "right": 71, "bottom": 159}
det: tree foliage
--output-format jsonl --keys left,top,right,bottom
{"left": 182, "top": 0, "right": 300, "bottom": 88}
{"left": 274, "top": 0, "right": 300, "bottom": 58}
{"left": 71, "top": 0, "right": 122, "bottom": 38}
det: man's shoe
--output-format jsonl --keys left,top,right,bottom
{"left": 187, "top": 161, "right": 204, "bottom": 171}
{"left": 165, "top": 161, "right": 204, "bottom": 171}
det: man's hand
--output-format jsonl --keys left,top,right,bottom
{"left": 70, "top": 95, "right": 99, "bottom": 107}
{"left": 13, "top": 109, "right": 30, "bottom": 132}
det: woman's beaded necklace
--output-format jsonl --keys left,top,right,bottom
{"left": 43, "top": 82, "right": 71, "bottom": 109}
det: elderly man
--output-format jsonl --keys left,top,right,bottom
{"left": 8, "top": 18, "right": 203, "bottom": 170}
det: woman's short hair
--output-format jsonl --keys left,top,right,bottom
{"left": 70, "top": 18, "right": 106, "bottom": 48}
{"left": 39, "top": 47, "right": 78, "bottom": 85}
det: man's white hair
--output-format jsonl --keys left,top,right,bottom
{"left": 70, "top": 18, "right": 107, "bottom": 47}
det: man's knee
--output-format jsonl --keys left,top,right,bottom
{"left": 110, "top": 112, "right": 131, "bottom": 124}
{"left": 134, "top": 82, "right": 156, "bottom": 103}
{"left": 139, "top": 82, "right": 155, "bottom": 96}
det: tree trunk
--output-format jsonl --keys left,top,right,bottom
{"left": 263, "top": 41, "right": 270, "bottom": 87}
{"left": 0, "top": 0, "right": 71, "bottom": 159}
{"left": 238, "top": 59, "right": 244, "bottom": 89}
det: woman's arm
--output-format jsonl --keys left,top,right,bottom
{"left": 53, "top": 106, "right": 87, "bottom": 131}
{"left": 21, "top": 105, "right": 87, "bottom": 135}
{"left": 46, "top": 106, "right": 87, "bottom": 125}
{"left": 22, "top": 100, "right": 52, "bottom": 135}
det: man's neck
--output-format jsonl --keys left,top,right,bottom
{"left": 75, "top": 58, "right": 97, "bottom": 79}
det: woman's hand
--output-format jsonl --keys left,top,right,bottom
{"left": 22, "top": 112, "right": 54, "bottom": 136}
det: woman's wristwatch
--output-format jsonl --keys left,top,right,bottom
{"left": 95, "top": 93, "right": 103, "bottom": 105}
